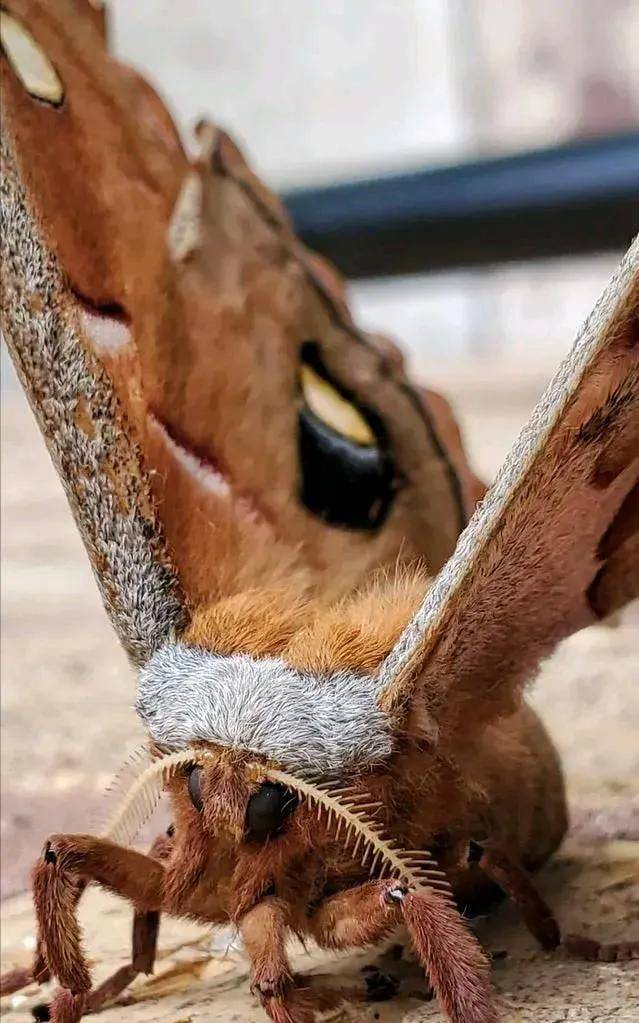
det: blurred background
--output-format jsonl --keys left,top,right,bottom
{"left": 2, "top": 0, "right": 638, "bottom": 899}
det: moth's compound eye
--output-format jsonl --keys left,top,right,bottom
{"left": 245, "top": 783, "right": 297, "bottom": 842}
{"left": 187, "top": 765, "right": 203, "bottom": 812}
{"left": 298, "top": 342, "right": 396, "bottom": 530}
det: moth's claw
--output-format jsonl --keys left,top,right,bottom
{"left": 49, "top": 989, "right": 86, "bottom": 1023}
{"left": 251, "top": 972, "right": 291, "bottom": 1000}
{"left": 43, "top": 841, "right": 57, "bottom": 865}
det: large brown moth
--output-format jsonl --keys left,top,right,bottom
{"left": 1, "top": 3, "right": 638, "bottom": 1022}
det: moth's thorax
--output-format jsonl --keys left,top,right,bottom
{"left": 136, "top": 642, "right": 393, "bottom": 774}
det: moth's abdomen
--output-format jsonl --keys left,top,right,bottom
{"left": 472, "top": 703, "right": 568, "bottom": 871}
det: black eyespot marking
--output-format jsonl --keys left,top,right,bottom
{"left": 299, "top": 409, "right": 396, "bottom": 529}
{"left": 187, "top": 766, "right": 203, "bottom": 812}
{"left": 245, "top": 783, "right": 297, "bottom": 842}
{"left": 298, "top": 342, "right": 397, "bottom": 530}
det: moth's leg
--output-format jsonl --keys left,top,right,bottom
{"left": 34, "top": 831, "right": 173, "bottom": 1021}
{"left": 564, "top": 934, "right": 639, "bottom": 962}
{"left": 36, "top": 908, "right": 160, "bottom": 1018}
{"left": 239, "top": 897, "right": 315, "bottom": 1023}
{"left": 32, "top": 833, "right": 165, "bottom": 1022}
{"left": 80, "top": 909, "right": 160, "bottom": 1016}
{"left": 0, "top": 886, "right": 84, "bottom": 1001}
{"left": 239, "top": 897, "right": 291, "bottom": 999}
{"left": 305, "top": 880, "right": 407, "bottom": 1007}
{"left": 471, "top": 844, "right": 637, "bottom": 970}
{"left": 84, "top": 829, "right": 171, "bottom": 1013}
{"left": 472, "top": 842, "right": 560, "bottom": 950}
{"left": 309, "top": 880, "right": 496, "bottom": 1023}
{"left": 307, "top": 879, "right": 403, "bottom": 951}
{"left": 0, "top": 943, "right": 49, "bottom": 996}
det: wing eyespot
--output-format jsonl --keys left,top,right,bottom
{"left": 298, "top": 342, "right": 397, "bottom": 530}
{"left": 300, "top": 363, "right": 375, "bottom": 446}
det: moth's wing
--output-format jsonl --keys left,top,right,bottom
{"left": 378, "top": 238, "right": 639, "bottom": 734}
{"left": 1, "top": 0, "right": 480, "bottom": 662}
{"left": 0, "top": 6, "right": 192, "bottom": 666}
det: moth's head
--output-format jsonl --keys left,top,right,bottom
{"left": 126, "top": 568, "right": 443, "bottom": 851}
{"left": 164, "top": 745, "right": 298, "bottom": 848}
{"left": 131, "top": 639, "right": 390, "bottom": 850}
{"left": 99, "top": 630, "right": 417, "bottom": 893}
{"left": 105, "top": 732, "right": 445, "bottom": 919}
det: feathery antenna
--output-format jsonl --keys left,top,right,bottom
{"left": 249, "top": 764, "right": 451, "bottom": 897}
{"left": 97, "top": 747, "right": 213, "bottom": 846}
{"left": 96, "top": 750, "right": 451, "bottom": 898}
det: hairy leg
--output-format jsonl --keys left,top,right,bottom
{"left": 564, "top": 934, "right": 639, "bottom": 962}
{"left": 240, "top": 896, "right": 291, "bottom": 998}
{"left": 308, "top": 879, "right": 403, "bottom": 950}
{"left": 0, "top": 885, "right": 85, "bottom": 999}
{"left": 304, "top": 880, "right": 408, "bottom": 1010}
{"left": 0, "top": 877, "right": 83, "bottom": 1020}
{"left": 31, "top": 833, "right": 165, "bottom": 1023}
{"left": 30, "top": 831, "right": 171, "bottom": 1021}
{"left": 86, "top": 830, "right": 172, "bottom": 1013}
{"left": 239, "top": 897, "right": 315, "bottom": 1023}
{"left": 41, "top": 834, "right": 165, "bottom": 912}
{"left": 309, "top": 880, "right": 496, "bottom": 1023}
{"left": 469, "top": 841, "right": 636, "bottom": 963}
{"left": 473, "top": 843, "right": 560, "bottom": 950}
{"left": 33, "top": 908, "right": 161, "bottom": 1023}
{"left": 83, "top": 909, "right": 160, "bottom": 1014}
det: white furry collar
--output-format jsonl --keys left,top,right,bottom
{"left": 136, "top": 642, "right": 392, "bottom": 774}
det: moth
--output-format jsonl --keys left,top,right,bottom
{"left": 1, "top": 4, "right": 638, "bottom": 1023}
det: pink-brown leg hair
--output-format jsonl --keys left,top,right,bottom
{"left": 308, "top": 879, "right": 403, "bottom": 951}
{"left": 311, "top": 879, "right": 496, "bottom": 1023}
{"left": 306, "top": 879, "right": 413, "bottom": 1009}
{"left": 0, "top": 882, "right": 86, "bottom": 1001}
{"left": 35, "top": 886, "right": 165, "bottom": 1018}
{"left": 32, "top": 833, "right": 166, "bottom": 1023}
{"left": 239, "top": 897, "right": 316, "bottom": 1023}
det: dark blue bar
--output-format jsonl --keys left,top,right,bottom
{"left": 282, "top": 133, "right": 639, "bottom": 277}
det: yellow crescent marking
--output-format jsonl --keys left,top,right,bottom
{"left": 301, "top": 364, "right": 375, "bottom": 446}
{"left": 0, "top": 12, "right": 64, "bottom": 105}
